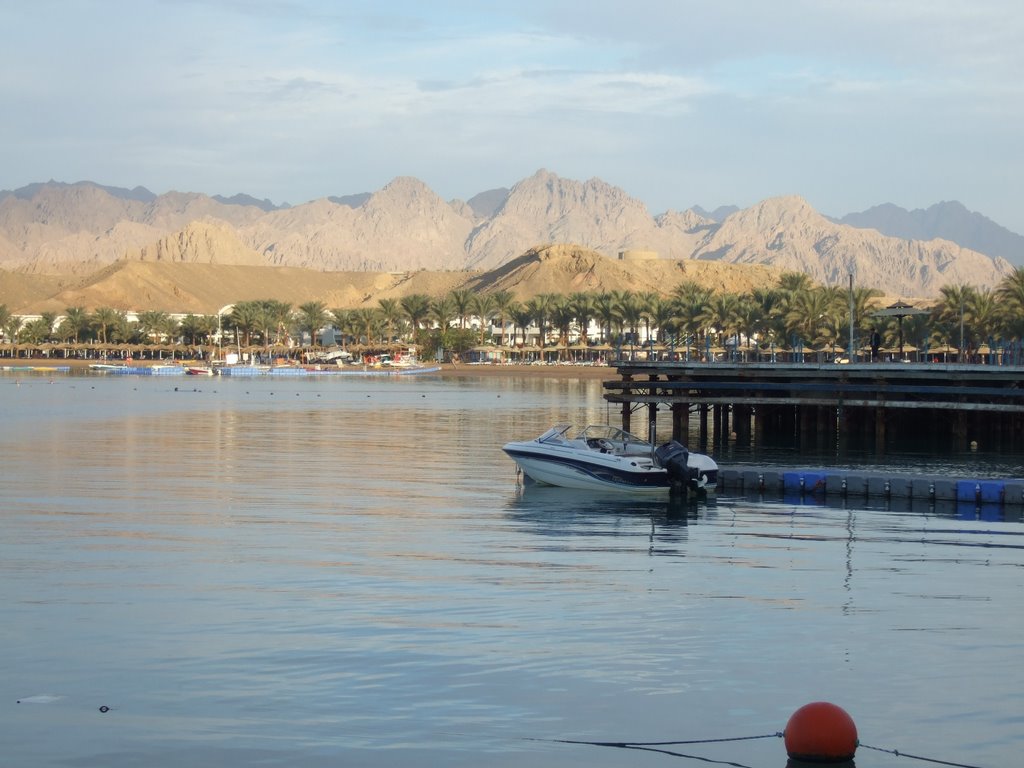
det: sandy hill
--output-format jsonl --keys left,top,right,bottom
{"left": 3, "top": 245, "right": 782, "bottom": 315}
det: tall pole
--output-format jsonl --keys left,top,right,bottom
{"left": 960, "top": 298, "right": 965, "bottom": 361}
{"left": 848, "top": 272, "right": 855, "bottom": 363}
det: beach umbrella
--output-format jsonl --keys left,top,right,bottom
{"left": 872, "top": 300, "right": 929, "bottom": 358}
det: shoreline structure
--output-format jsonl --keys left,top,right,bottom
{"left": 1, "top": 358, "right": 613, "bottom": 380}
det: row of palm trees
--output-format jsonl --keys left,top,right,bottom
{"left": 3, "top": 267, "right": 1024, "bottom": 358}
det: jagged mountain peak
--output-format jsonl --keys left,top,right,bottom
{"left": 721, "top": 195, "right": 827, "bottom": 231}
{"left": 1, "top": 173, "right": 1018, "bottom": 297}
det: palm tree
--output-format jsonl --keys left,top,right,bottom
{"left": 448, "top": 289, "right": 473, "bottom": 329}
{"left": 671, "top": 281, "right": 713, "bottom": 349}
{"left": 996, "top": 267, "right": 1024, "bottom": 342}
{"left": 377, "top": 298, "right": 403, "bottom": 343}
{"left": 509, "top": 304, "right": 533, "bottom": 346}
{"left": 732, "top": 295, "right": 764, "bottom": 354}
{"left": 400, "top": 294, "right": 432, "bottom": 336}
{"left": 636, "top": 291, "right": 659, "bottom": 346}
{"left": 263, "top": 300, "right": 293, "bottom": 345}
{"left": 968, "top": 288, "right": 1000, "bottom": 350}
{"left": 428, "top": 295, "right": 456, "bottom": 335}
{"left": 934, "top": 283, "right": 977, "bottom": 354}
{"left": 592, "top": 292, "right": 620, "bottom": 345}
{"left": 159, "top": 314, "right": 182, "bottom": 346}
{"left": 615, "top": 292, "right": 645, "bottom": 348}
{"left": 548, "top": 295, "right": 576, "bottom": 359}
{"left": 648, "top": 295, "right": 676, "bottom": 346}
{"left": 179, "top": 314, "right": 207, "bottom": 345}
{"left": 331, "top": 308, "right": 353, "bottom": 347}
{"left": 109, "top": 312, "right": 133, "bottom": 344}
{"left": 778, "top": 271, "right": 814, "bottom": 294}
{"left": 469, "top": 292, "right": 496, "bottom": 345}
{"left": 699, "top": 293, "right": 739, "bottom": 350}
{"left": 17, "top": 317, "right": 54, "bottom": 344}
{"left": 136, "top": 311, "right": 171, "bottom": 344}
{"left": 229, "top": 302, "right": 262, "bottom": 347}
{"left": 59, "top": 306, "right": 91, "bottom": 343}
{"left": 567, "top": 292, "right": 595, "bottom": 346}
{"left": 91, "top": 307, "right": 121, "bottom": 344}
{"left": 0, "top": 304, "right": 10, "bottom": 341}
{"left": 525, "top": 294, "right": 555, "bottom": 349}
{"left": 784, "top": 287, "right": 831, "bottom": 349}
{"left": 295, "top": 301, "right": 329, "bottom": 348}
{"left": 748, "top": 287, "right": 785, "bottom": 348}
{"left": 489, "top": 289, "right": 515, "bottom": 347}
{"left": 350, "top": 307, "right": 378, "bottom": 345}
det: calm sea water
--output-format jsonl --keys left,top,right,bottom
{"left": 2, "top": 372, "right": 1023, "bottom": 767}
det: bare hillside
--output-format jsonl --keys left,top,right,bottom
{"left": 5, "top": 245, "right": 781, "bottom": 314}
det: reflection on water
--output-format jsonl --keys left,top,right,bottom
{"left": 1, "top": 373, "right": 1023, "bottom": 767}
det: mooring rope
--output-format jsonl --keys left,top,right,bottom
{"left": 525, "top": 732, "right": 780, "bottom": 768}
{"left": 530, "top": 733, "right": 993, "bottom": 768}
{"left": 536, "top": 732, "right": 782, "bottom": 748}
{"left": 860, "top": 742, "right": 990, "bottom": 768}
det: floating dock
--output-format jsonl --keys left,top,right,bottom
{"left": 717, "top": 466, "right": 1024, "bottom": 507}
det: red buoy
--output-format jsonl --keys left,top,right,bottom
{"left": 784, "top": 701, "right": 858, "bottom": 763}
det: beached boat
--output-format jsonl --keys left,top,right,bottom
{"left": 503, "top": 424, "right": 717, "bottom": 493}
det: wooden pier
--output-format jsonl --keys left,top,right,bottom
{"left": 603, "top": 361, "right": 1024, "bottom": 455}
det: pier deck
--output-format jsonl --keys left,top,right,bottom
{"left": 603, "top": 361, "right": 1024, "bottom": 454}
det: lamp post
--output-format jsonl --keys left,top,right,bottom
{"left": 960, "top": 297, "right": 965, "bottom": 361}
{"left": 848, "top": 272, "right": 855, "bottom": 363}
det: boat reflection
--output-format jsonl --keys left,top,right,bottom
{"left": 504, "top": 477, "right": 717, "bottom": 536}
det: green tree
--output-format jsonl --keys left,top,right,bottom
{"left": 449, "top": 288, "right": 473, "bottom": 329}
{"left": 400, "top": 294, "right": 432, "bottom": 336}
{"left": 592, "top": 291, "right": 620, "bottom": 345}
{"left": 58, "top": 306, "right": 91, "bottom": 343}
{"left": 548, "top": 295, "right": 576, "bottom": 359}
{"left": 17, "top": 316, "right": 54, "bottom": 344}
{"left": 469, "top": 292, "right": 496, "bottom": 345}
{"left": 136, "top": 311, "right": 171, "bottom": 344}
{"left": 567, "top": 292, "right": 595, "bottom": 346}
{"left": 509, "top": 304, "right": 533, "bottom": 346}
{"left": 784, "top": 287, "right": 831, "bottom": 349}
{"left": 350, "top": 307, "right": 378, "bottom": 345}
{"left": 934, "top": 283, "right": 977, "bottom": 353}
{"left": 295, "top": 301, "right": 330, "bottom": 348}
{"left": 91, "top": 307, "right": 120, "bottom": 344}
{"left": 489, "top": 289, "right": 516, "bottom": 347}
{"left": 525, "top": 293, "right": 556, "bottom": 348}
{"left": 377, "top": 298, "right": 403, "bottom": 343}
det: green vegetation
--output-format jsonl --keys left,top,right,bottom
{"left": 3, "top": 267, "right": 1024, "bottom": 359}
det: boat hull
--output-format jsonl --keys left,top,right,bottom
{"left": 503, "top": 443, "right": 674, "bottom": 493}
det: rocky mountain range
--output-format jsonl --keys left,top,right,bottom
{"left": 0, "top": 170, "right": 1017, "bottom": 303}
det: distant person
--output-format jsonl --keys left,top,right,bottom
{"left": 870, "top": 328, "right": 881, "bottom": 361}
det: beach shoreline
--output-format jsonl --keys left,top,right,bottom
{"left": 2, "top": 357, "right": 617, "bottom": 380}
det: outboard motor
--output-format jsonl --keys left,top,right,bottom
{"left": 654, "top": 440, "right": 696, "bottom": 489}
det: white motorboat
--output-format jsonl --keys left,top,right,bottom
{"left": 502, "top": 424, "right": 718, "bottom": 494}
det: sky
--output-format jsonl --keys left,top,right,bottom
{"left": 2, "top": 1, "right": 1022, "bottom": 232}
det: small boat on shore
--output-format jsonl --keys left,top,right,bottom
{"left": 503, "top": 424, "right": 717, "bottom": 494}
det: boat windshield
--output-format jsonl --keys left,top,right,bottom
{"left": 579, "top": 425, "right": 651, "bottom": 446}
